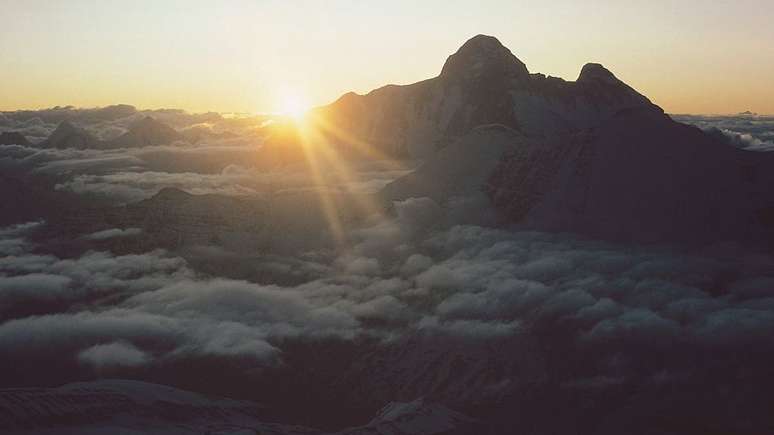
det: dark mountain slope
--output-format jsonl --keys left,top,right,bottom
{"left": 486, "top": 108, "right": 774, "bottom": 243}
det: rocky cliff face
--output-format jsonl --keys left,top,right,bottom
{"left": 309, "top": 34, "right": 656, "bottom": 159}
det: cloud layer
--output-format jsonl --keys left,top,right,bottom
{"left": 2, "top": 203, "right": 773, "bottom": 376}
{"left": 674, "top": 114, "right": 774, "bottom": 151}
{"left": 2, "top": 111, "right": 774, "bottom": 432}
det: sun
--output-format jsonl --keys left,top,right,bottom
{"left": 279, "top": 92, "right": 309, "bottom": 120}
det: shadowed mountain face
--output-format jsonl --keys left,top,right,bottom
{"left": 486, "top": 109, "right": 774, "bottom": 243}
{"left": 309, "top": 34, "right": 656, "bottom": 159}
{"left": 383, "top": 107, "right": 774, "bottom": 244}
{"left": 374, "top": 35, "right": 774, "bottom": 245}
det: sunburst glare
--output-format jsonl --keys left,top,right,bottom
{"left": 279, "top": 91, "right": 309, "bottom": 120}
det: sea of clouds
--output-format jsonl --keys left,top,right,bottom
{"left": 674, "top": 113, "right": 774, "bottom": 152}
{"left": 0, "top": 106, "right": 409, "bottom": 205}
{"left": 0, "top": 104, "right": 264, "bottom": 143}
{"left": 2, "top": 110, "right": 774, "bottom": 431}
{"left": 2, "top": 196, "right": 774, "bottom": 428}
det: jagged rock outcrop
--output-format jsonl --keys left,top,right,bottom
{"left": 0, "top": 131, "right": 31, "bottom": 146}
{"left": 306, "top": 34, "right": 657, "bottom": 159}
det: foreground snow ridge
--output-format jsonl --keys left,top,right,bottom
{"left": 0, "top": 379, "right": 475, "bottom": 434}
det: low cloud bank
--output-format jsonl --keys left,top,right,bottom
{"left": 1, "top": 202, "right": 773, "bottom": 380}
{"left": 0, "top": 105, "right": 269, "bottom": 143}
{"left": 675, "top": 114, "right": 774, "bottom": 152}
{"left": 2, "top": 109, "right": 774, "bottom": 428}
{"left": 85, "top": 228, "right": 142, "bottom": 240}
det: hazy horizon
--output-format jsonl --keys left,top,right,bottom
{"left": 2, "top": 0, "right": 773, "bottom": 115}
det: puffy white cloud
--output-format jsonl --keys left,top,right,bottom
{"left": 0, "top": 273, "right": 73, "bottom": 305}
{"left": 415, "top": 265, "right": 462, "bottom": 290}
{"left": 0, "top": 221, "right": 42, "bottom": 255}
{"left": 78, "top": 341, "right": 152, "bottom": 369}
{"left": 85, "top": 227, "right": 142, "bottom": 240}
{"left": 347, "top": 295, "right": 412, "bottom": 323}
{"left": 582, "top": 308, "right": 682, "bottom": 344}
{"left": 338, "top": 255, "right": 381, "bottom": 276}
{"left": 1, "top": 199, "right": 774, "bottom": 431}
{"left": 55, "top": 168, "right": 261, "bottom": 203}
{"left": 400, "top": 254, "right": 434, "bottom": 276}
{"left": 417, "top": 316, "right": 520, "bottom": 339}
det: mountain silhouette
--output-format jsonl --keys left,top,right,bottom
{"left": 377, "top": 35, "right": 774, "bottom": 244}
{"left": 309, "top": 34, "right": 656, "bottom": 159}
{"left": 37, "top": 117, "right": 185, "bottom": 149}
{"left": 39, "top": 120, "right": 102, "bottom": 149}
{"left": 107, "top": 116, "right": 184, "bottom": 147}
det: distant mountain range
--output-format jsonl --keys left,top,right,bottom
{"left": 0, "top": 112, "right": 254, "bottom": 149}
{"left": 37, "top": 116, "right": 185, "bottom": 149}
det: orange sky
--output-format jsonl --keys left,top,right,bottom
{"left": 1, "top": 0, "right": 773, "bottom": 115}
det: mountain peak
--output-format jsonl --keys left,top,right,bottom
{"left": 440, "top": 34, "right": 529, "bottom": 81}
{"left": 459, "top": 34, "right": 505, "bottom": 51}
{"left": 107, "top": 116, "right": 182, "bottom": 147}
{"left": 152, "top": 187, "right": 193, "bottom": 201}
{"left": 52, "top": 119, "right": 91, "bottom": 137}
{"left": 577, "top": 63, "right": 619, "bottom": 84}
{"left": 41, "top": 120, "right": 100, "bottom": 149}
{"left": 128, "top": 116, "right": 177, "bottom": 135}
{"left": 130, "top": 116, "right": 162, "bottom": 129}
